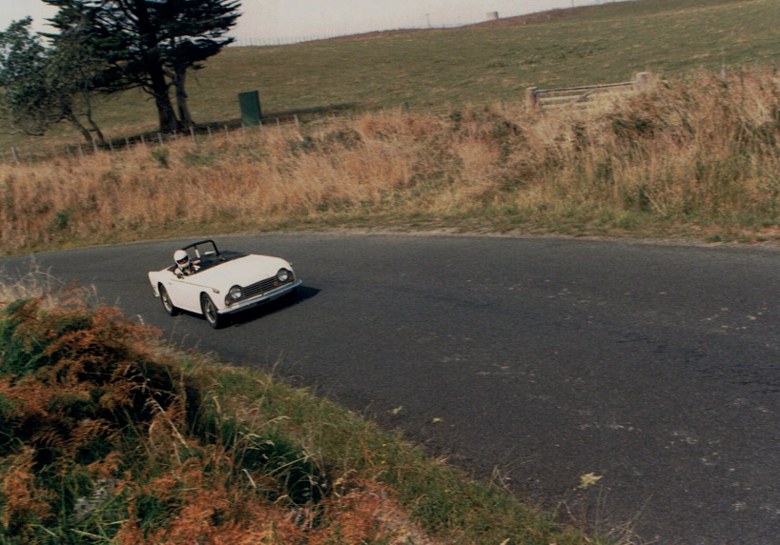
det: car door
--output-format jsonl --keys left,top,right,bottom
{"left": 163, "top": 273, "right": 206, "bottom": 314}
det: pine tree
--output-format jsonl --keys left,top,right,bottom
{"left": 0, "top": 17, "right": 105, "bottom": 144}
{"left": 44, "top": 0, "right": 241, "bottom": 133}
{"left": 0, "top": 18, "right": 57, "bottom": 136}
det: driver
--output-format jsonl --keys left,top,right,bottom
{"left": 173, "top": 249, "right": 198, "bottom": 276}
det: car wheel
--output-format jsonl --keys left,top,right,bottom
{"left": 200, "top": 293, "right": 223, "bottom": 329}
{"left": 159, "top": 285, "right": 178, "bottom": 316}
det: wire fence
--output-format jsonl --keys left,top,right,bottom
{"left": 7, "top": 62, "right": 769, "bottom": 166}
{"left": 0, "top": 98, "right": 522, "bottom": 166}
{"left": 0, "top": 71, "right": 652, "bottom": 165}
{"left": 231, "top": 21, "right": 476, "bottom": 47}
{"left": 0, "top": 99, "right": 419, "bottom": 165}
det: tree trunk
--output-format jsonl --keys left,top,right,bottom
{"left": 87, "top": 116, "right": 106, "bottom": 145}
{"left": 150, "top": 66, "right": 179, "bottom": 133}
{"left": 81, "top": 90, "right": 106, "bottom": 145}
{"left": 63, "top": 107, "right": 95, "bottom": 145}
{"left": 174, "top": 64, "right": 194, "bottom": 129}
{"left": 133, "top": 0, "right": 179, "bottom": 133}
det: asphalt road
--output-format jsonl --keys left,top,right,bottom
{"left": 2, "top": 233, "right": 779, "bottom": 545}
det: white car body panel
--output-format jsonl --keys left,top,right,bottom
{"left": 148, "top": 243, "right": 301, "bottom": 323}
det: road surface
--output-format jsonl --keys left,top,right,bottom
{"left": 2, "top": 233, "right": 778, "bottom": 544}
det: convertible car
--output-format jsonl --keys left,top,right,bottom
{"left": 148, "top": 240, "right": 302, "bottom": 328}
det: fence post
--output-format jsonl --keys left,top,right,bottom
{"left": 526, "top": 87, "right": 539, "bottom": 110}
{"left": 92, "top": 138, "right": 98, "bottom": 153}
{"left": 190, "top": 126, "right": 196, "bottom": 143}
{"left": 11, "top": 147, "right": 19, "bottom": 164}
{"left": 635, "top": 72, "right": 650, "bottom": 88}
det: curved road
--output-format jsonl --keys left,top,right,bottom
{"left": 2, "top": 233, "right": 779, "bottom": 545}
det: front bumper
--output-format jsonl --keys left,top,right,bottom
{"left": 220, "top": 279, "right": 302, "bottom": 315}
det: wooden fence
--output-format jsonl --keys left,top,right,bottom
{"left": 527, "top": 72, "right": 650, "bottom": 111}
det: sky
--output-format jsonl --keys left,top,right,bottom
{"left": 0, "top": 0, "right": 608, "bottom": 44}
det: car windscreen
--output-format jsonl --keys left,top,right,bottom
{"left": 185, "top": 241, "right": 218, "bottom": 260}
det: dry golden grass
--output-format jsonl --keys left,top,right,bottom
{"left": 2, "top": 66, "right": 779, "bottom": 254}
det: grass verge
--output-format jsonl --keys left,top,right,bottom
{"left": 0, "top": 284, "right": 608, "bottom": 544}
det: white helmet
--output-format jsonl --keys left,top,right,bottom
{"left": 174, "top": 249, "right": 189, "bottom": 270}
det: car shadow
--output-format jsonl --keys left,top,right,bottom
{"left": 225, "top": 285, "right": 320, "bottom": 328}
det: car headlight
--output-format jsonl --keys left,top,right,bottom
{"left": 225, "top": 285, "right": 243, "bottom": 305}
{"left": 276, "top": 268, "right": 291, "bottom": 283}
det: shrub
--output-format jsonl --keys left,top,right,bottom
{"left": 0, "top": 298, "right": 331, "bottom": 543}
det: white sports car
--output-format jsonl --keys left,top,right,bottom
{"left": 148, "top": 240, "right": 302, "bottom": 328}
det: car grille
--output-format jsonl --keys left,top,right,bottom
{"left": 242, "top": 274, "right": 293, "bottom": 299}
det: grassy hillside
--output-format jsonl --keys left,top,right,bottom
{"left": 2, "top": 0, "right": 779, "bottom": 152}
{"left": 2, "top": 66, "right": 779, "bottom": 255}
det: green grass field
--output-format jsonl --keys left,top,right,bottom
{"left": 2, "top": 0, "right": 779, "bottom": 153}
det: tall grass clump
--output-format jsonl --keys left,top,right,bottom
{"left": 2, "top": 66, "right": 777, "bottom": 255}
{"left": 0, "top": 291, "right": 607, "bottom": 544}
{"left": 0, "top": 296, "right": 387, "bottom": 544}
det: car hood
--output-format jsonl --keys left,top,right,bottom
{"left": 192, "top": 254, "right": 292, "bottom": 289}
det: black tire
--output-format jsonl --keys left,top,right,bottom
{"left": 159, "top": 285, "right": 178, "bottom": 316}
{"left": 284, "top": 286, "right": 300, "bottom": 304}
{"left": 200, "top": 293, "right": 223, "bottom": 329}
